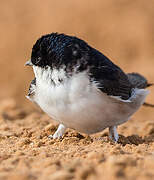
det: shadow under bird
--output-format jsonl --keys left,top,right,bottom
{"left": 25, "top": 33, "right": 153, "bottom": 142}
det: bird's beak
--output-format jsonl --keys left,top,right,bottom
{"left": 25, "top": 59, "right": 33, "bottom": 66}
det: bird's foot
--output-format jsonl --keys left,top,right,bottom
{"left": 48, "top": 124, "right": 66, "bottom": 139}
{"left": 109, "top": 126, "right": 119, "bottom": 142}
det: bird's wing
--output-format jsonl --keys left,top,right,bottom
{"left": 27, "top": 78, "right": 36, "bottom": 96}
{"left": 89, "top": 49, "right": 133, "bottom": 100}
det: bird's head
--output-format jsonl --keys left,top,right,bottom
{"left": 25, "top": 33, "right": 90, "bottom": 71}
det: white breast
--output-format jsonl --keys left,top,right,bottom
{"left": 33, "top": 66, "right": 149, "bottom": 134}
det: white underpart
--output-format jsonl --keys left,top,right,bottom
{"left": 32, "top": 66, "right": 149, "bottom": 136}
{"left": 26, "top": 95, "right": 31, "bottom": 101}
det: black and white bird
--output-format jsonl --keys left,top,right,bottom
{"left": 25, "top": 33, "right": 152, "bottom": 142}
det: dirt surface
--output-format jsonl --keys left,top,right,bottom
{"left": 0, "top": 98, "right": 154, "bottom": 180}
{"left": 0, "top": 1, "right": 154, "bottom": 180}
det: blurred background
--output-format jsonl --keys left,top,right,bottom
{"left": 0, "top": 0, "right": 154, "bottom": 107}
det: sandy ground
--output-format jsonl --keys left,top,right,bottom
{"left": 0, "top": 1, "right": 154, "bottom": 180}
{"left": 0, "top": 98, "right": 154, "bottom": 180}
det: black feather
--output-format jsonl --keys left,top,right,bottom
{"left": 27, "top": 78, "right": 36, "bottom": 97}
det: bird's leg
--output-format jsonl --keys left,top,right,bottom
{"left": 48, "top": 124, "right": 66, "bottom": 139}
{"left": 109, "top": 126, "right": 119, "bottom": 142}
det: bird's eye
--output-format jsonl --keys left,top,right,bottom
{"left": 35, "top": 57, "right": 41, "bottom": 65}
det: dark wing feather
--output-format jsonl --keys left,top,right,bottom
{"left": 89, "top": 48, "right": 133, "bottom": 100}
{"left": 27, "top": 78, "right": 36, "bottom": 96}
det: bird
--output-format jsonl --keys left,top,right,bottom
{"left": 25, "top": 33, "right": 152, "bottom": 142}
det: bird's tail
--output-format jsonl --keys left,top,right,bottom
{"left": 127, "top": 73, "right": 154, "bottom": 108}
